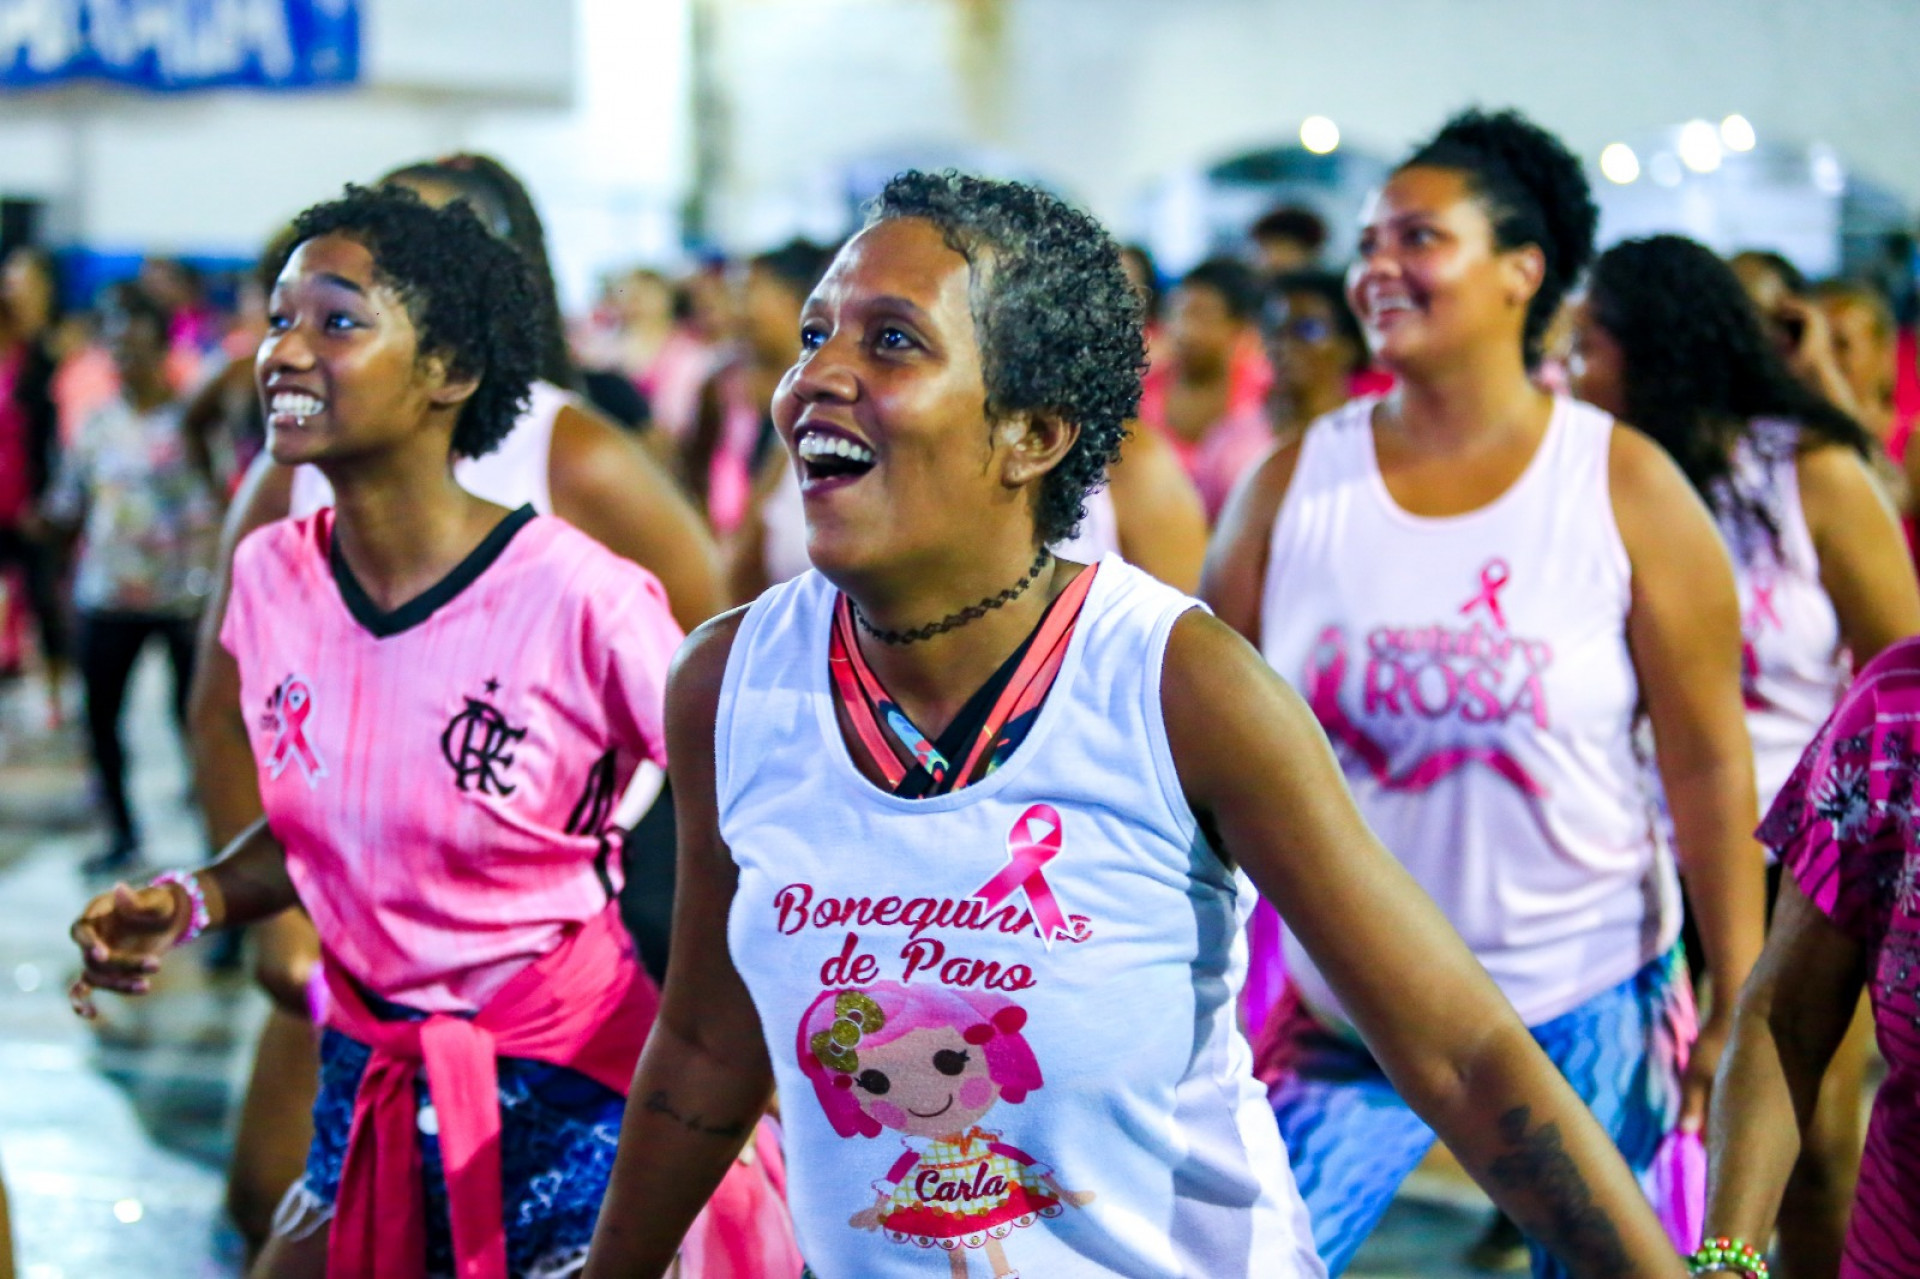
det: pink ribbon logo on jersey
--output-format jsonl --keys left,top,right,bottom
{"left": 972, "top": 804, "right": 1072, "bottom": 950}
{"left": 1458, "top": 558, "right": 1512, "bottom": 631}
{"left": 267, "top": 675, "right": 327, "bottom": 788}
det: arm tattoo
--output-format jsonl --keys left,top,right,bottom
{"left": 643, "top": 1089, "right": 750, "bottom": 1140}
{"left": 1485, "top": 1107, "right": 1632, "bottom": 1279}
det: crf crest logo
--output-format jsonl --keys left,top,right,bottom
{"left": 262, "top": 674, "right": 327, "bottom": 788}
{"left": 441, "top": 680, "right": 527, "bottom": 796}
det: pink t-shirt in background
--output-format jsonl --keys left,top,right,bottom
{"left": 1761, "top": 638, "right": 1920, "bottom": 1272}
{"left": 220, "top": 507, "right": 683, "bottom": 1012}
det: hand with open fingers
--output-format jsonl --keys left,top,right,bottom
{"left": 1678, "top": 1010, "right": 1733, "bottom": 1136}
{"left": 68, "top": 881, "right": 192, "bottom": 1017}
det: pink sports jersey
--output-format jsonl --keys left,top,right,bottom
{"left": 1761, "top": 638, "right": 1920, "bottom": 1272}
{"left": 220, "top": 506, "right": 682, "bottom": 1012}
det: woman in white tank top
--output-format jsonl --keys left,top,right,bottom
{"left": 1572, "top": 234, "right": 1920, "bottom": 1279}
{"left": 585, "top": 171, "right": 1688, "bottom": 1279}
{"left": 1205, "top": 111, "right": 1767, "bottom": 1277}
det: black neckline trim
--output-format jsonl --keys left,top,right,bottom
{"left": 330, "top": 504, "right": 537, "bottom": 639}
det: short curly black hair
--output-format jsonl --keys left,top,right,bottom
{"left": 1588, "top": 235, "right": 1875, "bottom": 530}
{"left": 1401, "top": 108, "right": 1597, "bottom": 367}
{"left": 284, "top": 183, "right": 542, "bottom": 459}
{"left": 868, "top": 170, "right": 1145, "bottom": 547}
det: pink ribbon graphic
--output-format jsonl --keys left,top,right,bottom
{"left": 1303, "top": 627, "right": 1549, "bottom": 799}
{"left": 972, "top": 804, "right": 1072, "bottom": 950}
{"left": 267, "top": 676, "right": 327, "bottom": 787}
{"left": 1747, "top": 580, "right": 1782, "bottom": 631}
{"left": 1458, "top": 558, "right": 1512, "bottom": 631}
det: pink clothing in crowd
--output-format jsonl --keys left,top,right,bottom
{"left": 220, "top": 507, "right": 682, "bottom": 1012}
{"left": 1760, "top": 637, "right": 1920, "bottom": 1272}
{"left": 1140, "top": 342, "right": 1274, "bottom": 521}
{"left": 325, "top": 905, "right": 655, "bottom": 1279}
{"left": 0, "top": 348, "right": 29, "bottom": 523}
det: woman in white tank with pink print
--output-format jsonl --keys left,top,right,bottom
{"left": 1206, "top": 111, "right": 1768, "bottom": 1277}
{"left": 1571, "top": 234, "right": 1920, "bottom": 1279}
{"left": 584, "top": 170, "right": 1690, "bottom": 1279}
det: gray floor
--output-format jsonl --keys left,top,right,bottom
{"left": 0, "top": 652, "right": 1497, "bottom": 1279}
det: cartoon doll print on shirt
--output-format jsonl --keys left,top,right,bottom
{"left": 799, "top": 983, "right": 1095, "bottom": 1278}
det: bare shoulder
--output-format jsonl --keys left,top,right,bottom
{"left": 549, "top": 399, "right": 645, "bottom": 476}
{"left": 667, "top": 606, "right": 753, "bottom": 728}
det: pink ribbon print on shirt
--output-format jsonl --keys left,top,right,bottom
{"left": 971, "top": 805, "right": 1076, "bottom": 950}
{"left": 265, "top": 674, "right": 328, "bottom": 788}
{"left": 1302, "top": 559, "right": 1550, "bottom": 799}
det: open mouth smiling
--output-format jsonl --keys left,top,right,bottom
{"left": 907, "top": 1095, "right": 954, "bottom": 1119}
{"left": 795, "top": 425, "right": 877, "bottom": 488}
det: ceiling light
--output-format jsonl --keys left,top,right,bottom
{"left": 1599, "top": 143, "right": 1640, "bottom": 184}
{"left": 1678, "top": 120, "right": 1723, "bottom": 173}
{"left": 1299, "top": 116, "right": 1340, "bottom": 155}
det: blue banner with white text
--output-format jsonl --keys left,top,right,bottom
{"left": 1, "top": 0, "right": 359, "bottom": 91}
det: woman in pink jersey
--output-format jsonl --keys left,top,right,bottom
{"left": 1706, "top": 645, "right": 1920, "bottom": 1276}
{"left": 1205, "top": 111, "right": 1769, "bottom": 1276}
{"left": 1572, "top": 235, "right": 1920, "bottom": 1279}
{"left": 189, "top": 153, "right": 726, "bottom": 1261}
{"left": 583, "top": 170, "right": 1689, "bottom": 1279}
{"left": 66, "top": 186, "right": 707, "bottom": 1279}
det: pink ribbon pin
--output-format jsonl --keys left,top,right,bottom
{"left": 267, "top": 676, "right": 327, "bottom": 787}
{"left": 1458, "top": 558, "right": 1512, "bottom": 631}
{"left": 1748, "top": 580, "right": 1782, "bottom": 631}
{"left": 972, "top": 804, "right": 1072, "bottom": 950}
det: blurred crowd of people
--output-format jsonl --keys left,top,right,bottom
{"left": 9, "top": 130, "right": 1920, "bottom": 1279}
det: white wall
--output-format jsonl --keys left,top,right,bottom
{"left": 0, "top": 0, "right": 585, "bottom": 255}
{"left": 707, "top": 0, "right": 1920, "bottom": 240}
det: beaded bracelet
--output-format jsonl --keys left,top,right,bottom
{"left": 1687, "top": 1237, "right": 1769, "bottom": 1279}
{"left": 150, "top": 871, "right": 212, "bottom": 947}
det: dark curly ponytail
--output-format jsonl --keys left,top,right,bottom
{"left": 1401, "top": 108, "right": 1597, "bottom": 367}
{"left": 1587, "top": 235, "right": 1876, "bottom": 548}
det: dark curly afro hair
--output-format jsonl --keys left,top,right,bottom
{"left": 868, "top": 170, "right": 1146, "bottom": 548}
{"left": 283, "top": 183, "right": 542, "bottom": 460}
{"left": 1402, "top": 108, "right": 1597, "bottom": 367}
{"left": 1588, "top": 235, "right": 1874, "bottom": 537}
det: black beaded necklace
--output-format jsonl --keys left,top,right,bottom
{"left": 850, "top": 548, "right": 1053, "bottom": 646}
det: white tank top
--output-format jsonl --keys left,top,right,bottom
{"left": 1261, "top": 396, "right": 1677, "bottom": 1028}
{"left": 1716, "top": 419, "right": 1848, "bottom": 810}
{"left": 286, "top": 379, "right": 567, "bottom": 518}
{"left": 718, "top": 560, "right": 1323, "bottom": 1278}
{"left": 760, "top": 466, "right": 1124, "bottom": 589}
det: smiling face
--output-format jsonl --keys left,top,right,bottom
{"left": 1347, "top": 167, "right": 1540, "bottom": 376}
{"left": 849, "top": 1025, "right": 1001, "bottom": 1138}
{"left": 256, "top": 234, "right": 462, "bottom": 468}
{"left": 774, "top": 217, "right": 1044, "bottom": 581}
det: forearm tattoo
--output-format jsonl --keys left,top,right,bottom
{"left": 643, "top": 1089, "right": 750, "bottom": 1140}
{"left": 1485, "top": 1107, "right": 1631, "bottom": 1278}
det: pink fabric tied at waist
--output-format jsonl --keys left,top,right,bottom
{"left": 322, "top": 906, "right": 657, "bottom": 1279}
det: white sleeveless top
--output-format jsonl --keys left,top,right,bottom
{"left": 761, "top": 462, "right": 1124, "bottom": 589}
{"left": 1715, "top": 419, "right": 1848, "bottom": 810}
{"left": 287, "top": 379, "right": 567, "bottom": 518}
{"left": 1261, "top": 396, "right": 1677, "bottom": 1028}
{"left": 719, "top": 560, "right": 1322, "bottom": 1278}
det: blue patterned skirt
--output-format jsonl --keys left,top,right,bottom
{"left": 289, "top": 1019, "right": 625, "bottom": 1279}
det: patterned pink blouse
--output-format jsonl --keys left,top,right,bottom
{"left": 1760, "top": 635, "right": 1920, "bottom": 1274}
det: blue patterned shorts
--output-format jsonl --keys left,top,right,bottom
{"left": 295, "top": 1024, "right": 625, "bottom": 1279}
